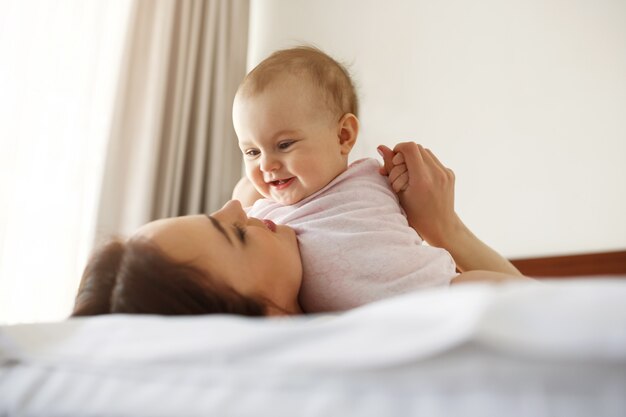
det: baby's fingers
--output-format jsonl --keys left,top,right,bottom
{"left": 377, "top": 145, "right": 395, "bottom": 175}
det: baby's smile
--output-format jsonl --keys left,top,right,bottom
{"left": 269, "top": 177, "right": 295, "bottom": 190}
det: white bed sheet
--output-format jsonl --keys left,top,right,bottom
{"left": 1, "top": 279, "right": 625, "bottom": 417}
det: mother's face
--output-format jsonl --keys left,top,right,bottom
{"left": 133, "top": 200, "right": 303, "bottom": 314}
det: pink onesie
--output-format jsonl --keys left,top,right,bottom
{"left": 247, "top": 158, "right": 457, "bottom": 313}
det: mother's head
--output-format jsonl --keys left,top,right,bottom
{"left": 72, "top": 200, "right": 303, "bottom": 317}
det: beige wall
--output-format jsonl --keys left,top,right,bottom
{"left": 247, "top": 0, "right": 626, "bottom": 258}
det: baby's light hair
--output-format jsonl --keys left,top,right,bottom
{"left": 238, "top": 46, "right": 359, "bottom": 120}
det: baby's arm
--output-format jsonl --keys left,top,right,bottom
{"left": 378, "top": 142, "right": 523, "bottom": 277}
{"left": 232, "top": 176, "right": 264, "bottom": 208}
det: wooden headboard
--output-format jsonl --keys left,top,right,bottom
{"left": 510, "top": 250, "right": 626, "bottom": 278}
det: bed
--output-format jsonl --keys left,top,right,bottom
{"left": 1, "top": 253, "right": 625, "bottom": 417}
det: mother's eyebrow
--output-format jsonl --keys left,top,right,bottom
{"left": 207, "top": 215, "right": 232, "bottom": 245}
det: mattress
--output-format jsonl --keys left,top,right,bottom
{"left": 1, "top": 279, "right": 625, "bottom": 417}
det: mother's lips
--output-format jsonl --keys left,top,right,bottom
{"left": 262, "top": 219, "right": 277, "bottom": 232}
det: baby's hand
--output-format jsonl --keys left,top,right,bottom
{"left": 378, "top": 142, "right": 458, "bottom": 247}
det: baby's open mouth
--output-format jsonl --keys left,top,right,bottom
{"left": 269, "top": 177, "right": 295, "bottom": 189}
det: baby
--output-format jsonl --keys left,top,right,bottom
{"left": 232, "top": 46, "right": 457, "bottom": 313}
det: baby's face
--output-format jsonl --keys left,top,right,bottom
{"left": 233, "top": 75, "right": 353, "bottom": 205}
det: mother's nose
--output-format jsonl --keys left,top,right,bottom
{"left": 219, "top": 199, "right": 248, "bottom": 221}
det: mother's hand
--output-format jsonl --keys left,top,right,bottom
{"left": 379, "top": 142, "right": 523, "bottom": 276}
{"left": 378, "top": 142, "right": 460, "bottom": 248}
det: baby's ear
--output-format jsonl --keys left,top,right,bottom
{"left": 337, "top": 113, "right": 359, "bottom": 155}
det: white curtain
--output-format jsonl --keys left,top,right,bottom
{"left": 0, "top": 0, "right": 250, "bottom": 324}
{"left": 0, "top": 0, "right": 133, "bottom": 324}
{"left": 96, "top": 0, "right": 249, "bottom": 239}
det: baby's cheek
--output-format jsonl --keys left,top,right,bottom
{"left": 257, "top": 182, "right": 272, "bottom": 199}
{"left": 249, "top": 172, "right": 264, "bottom": 188}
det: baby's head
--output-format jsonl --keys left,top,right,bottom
{"left": 233, "top": 46, "right": 359, "bottom": 205}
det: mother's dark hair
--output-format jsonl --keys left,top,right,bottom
{"left": 72, "top": 238, "right": 266, "bottom": 317}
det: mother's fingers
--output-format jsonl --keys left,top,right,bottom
{"left": 392, "top": 151, "right": 405, "bottom": 165}
{"left": 393, "top": 142, "right": 426, "bottom": 181}
{"left": 391, "top": 171, "right": 409, "bottom": 193}
{"left": 388, "top": 163, "right": 408, "bottom": 185}
{"left": 393, "top": 142, "right": 423, "bottom": 162}
{"left": 383, "top": 142, "right": 454, "bottom": 192}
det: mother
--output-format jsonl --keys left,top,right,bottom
{"left": 72, "top": 143, "right": 527, "bottom": 318}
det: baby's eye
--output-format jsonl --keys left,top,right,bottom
{"left": 278, "top": 140, "right": 295, "bottom": 150}
{"left": 244, "top": 149, "right": 260, "bottom": 157}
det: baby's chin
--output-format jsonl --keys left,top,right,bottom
{"left": 268, "top": 191, "right": 309, "bottom": 206}
{"left": 260, "top": 180, "right": 317, "bottom": 205}
{"left": 274, "top": 195, "right": 305, "bottom": 205}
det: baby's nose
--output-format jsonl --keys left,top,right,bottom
{"left": 260, "top": 154, "right": 280, "bottom": 172}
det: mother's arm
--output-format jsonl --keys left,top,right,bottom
{"left": 378, "top": 142, "right": 526, "bottom": 281}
